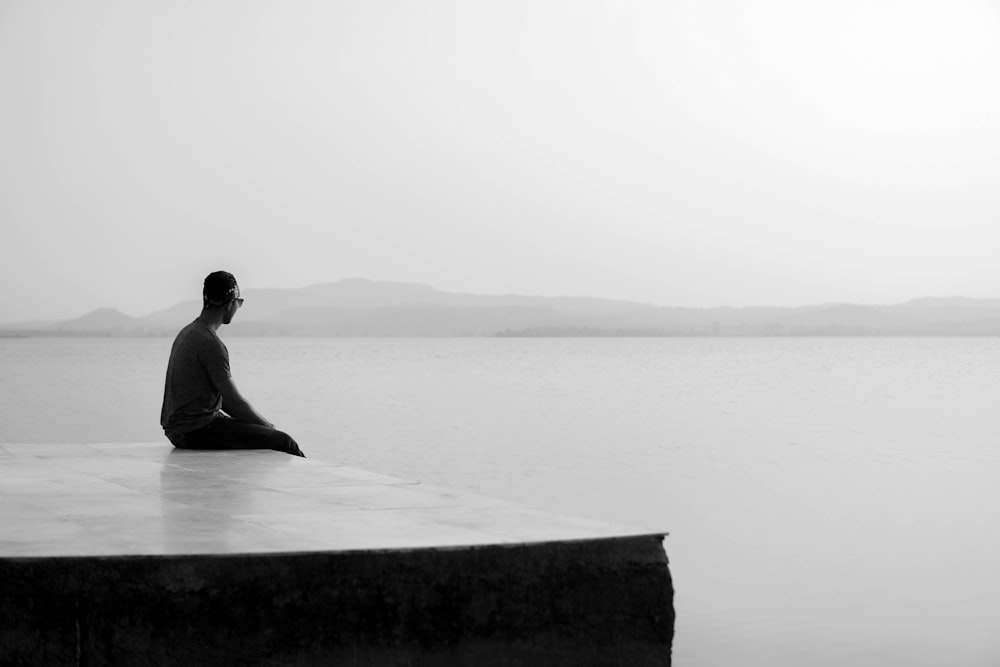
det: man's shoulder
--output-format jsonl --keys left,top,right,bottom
{"left": 174, "top": 320, "right": 205, "bottom": 341}
{"left": 173, "top": 321, "right": 222, "bottom": 350}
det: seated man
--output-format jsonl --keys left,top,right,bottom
{"left": 160, "top": 271, "right": 305, "bottom": 457}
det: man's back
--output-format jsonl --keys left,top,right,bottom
{"left": 160, "top": 320, "right": 231, "bottom": 442}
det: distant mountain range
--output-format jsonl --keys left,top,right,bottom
{"left": 3, "top": 279, "right": 1000, "bottom": 337}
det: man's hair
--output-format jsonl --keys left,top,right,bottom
{"left": 203, "top": 271, "right": 239, "bottom": 307}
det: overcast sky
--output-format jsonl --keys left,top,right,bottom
{"left": 3, "top": 0, "right": 1000, "bottom": 321}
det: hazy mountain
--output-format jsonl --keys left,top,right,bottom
{"left": 137, "top": 301, "right": 202, "bottom": 329}
{"left": 226, "top": 305, "right": 607, "bottom": 337}
{"left": 50, "top": 307, "right": 139, "bottom": 332}
{"left": 138, "top": 278, "right": 664, "bottom": 326}
{"left": 4, "top": 279, "right": 1000, "bottom": 336}
{"left": 0, "top": 318, "right": 58, "bottom": 330}
{"left": 882, "top": 298, "right": 1000, "bottom": 324}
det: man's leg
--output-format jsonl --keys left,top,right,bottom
{"left": 178, "top": 417, "right": 305, "bottom": 457}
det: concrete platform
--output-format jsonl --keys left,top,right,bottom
{"left": 1, "top": 443, "right": 674, "bottom": 665}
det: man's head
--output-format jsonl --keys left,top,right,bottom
{"left": 203, "top": 271, "right": 243, "bottom": 324}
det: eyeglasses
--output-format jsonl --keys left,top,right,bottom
{"left": 233, "top": 297, "right": 245, "bottom": 307}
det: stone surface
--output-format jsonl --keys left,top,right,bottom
{"left": 0, "top": 443, "right": 674, "bottom": 665}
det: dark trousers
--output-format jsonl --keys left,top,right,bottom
{"left": 175, "top": 416, "right": 305, "bottom": 457}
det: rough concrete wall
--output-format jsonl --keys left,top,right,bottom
{"left": 1, "top": 535, "right": 674, "bottom": 666}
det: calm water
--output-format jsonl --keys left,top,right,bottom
{"left": 2, "top": 336, "right": 999, "bottom": 666}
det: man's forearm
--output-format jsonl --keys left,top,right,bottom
{"left": 223, "top": 398, "right": 274, "bottom": 429}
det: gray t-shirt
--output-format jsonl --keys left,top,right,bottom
{"left": 160, "top": 320, "right": 231, "bottom": 442}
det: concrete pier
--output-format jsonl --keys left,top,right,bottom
{"left": 0, "top": 443, "right": 674, "bottom": 665}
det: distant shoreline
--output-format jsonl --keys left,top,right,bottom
{"left": 4, "top": 329, "right": 999, "bottom": 339}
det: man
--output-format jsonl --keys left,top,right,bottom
{"left": 160, "top": 271, "right": 305, "bottom": 457}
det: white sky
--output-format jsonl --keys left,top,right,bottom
{"left": 3, "top": 0, "right": 1000, "bottom": 320}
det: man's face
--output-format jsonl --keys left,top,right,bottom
{"left": 222, "top": 286, "right": 242, "bottom": 325}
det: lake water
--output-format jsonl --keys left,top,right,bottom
{"left": 2, "top": 336, "right": 999, "bottom": 666}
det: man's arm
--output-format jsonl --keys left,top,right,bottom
{"left": 216, "top": 376, "right": 275, "bottom": 429}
